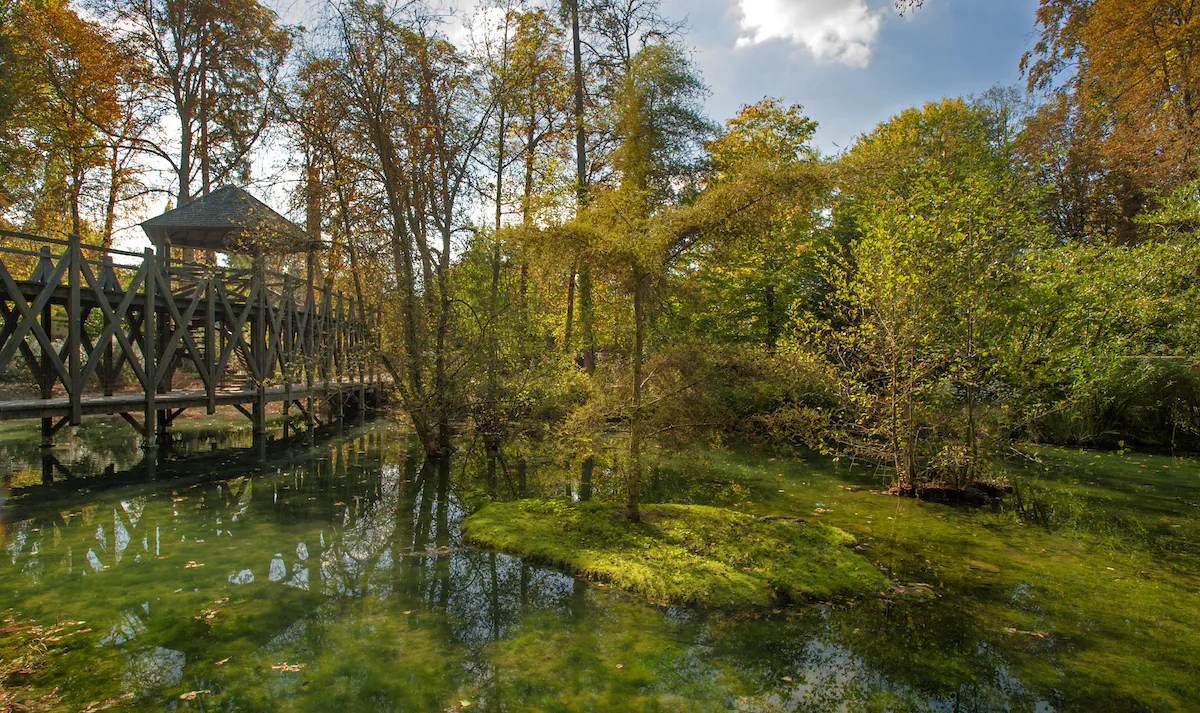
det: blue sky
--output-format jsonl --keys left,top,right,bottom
{"left": 280, "top": 0, "right": 1044, "bottom": 153}
{"left": 656, "top": 0, "right": 1042, "bottom": 152}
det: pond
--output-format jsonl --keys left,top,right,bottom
{"left": 0, "top": 417, "right": 1197, "bottom": 712}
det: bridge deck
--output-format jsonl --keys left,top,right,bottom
{"left": 0, "top": 381, "right": 365, "bottom": 421}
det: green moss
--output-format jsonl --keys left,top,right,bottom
{"left": 462, "top": 500, "right": 887, "bottom": 609}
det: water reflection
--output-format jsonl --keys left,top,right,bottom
{"left": 0, "top": 423, "right": 1169, "bottom": 711}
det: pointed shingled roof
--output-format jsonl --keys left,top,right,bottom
{"left": 140, "top": 186, "right": 319, "bottom": 254}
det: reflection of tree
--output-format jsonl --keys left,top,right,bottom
{"left": 0, "top": 425, "right": 1055, "bottom": 712}
{"left": 703, "top": 604, "right": 1051, "bottom": 713}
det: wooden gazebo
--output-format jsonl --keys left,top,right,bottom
{"left": 140, "top": 186, "right": 320, "bottom": 256}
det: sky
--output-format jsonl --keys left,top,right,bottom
{"left": 276, "top": 0, "right": 1042, "bottom": 153}
{"left": 656, "top": 0, "right": 1042, "bottom": 152}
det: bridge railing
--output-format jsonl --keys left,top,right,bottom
{"left": 0, "top": 230, "right": 380, "bottom": 443}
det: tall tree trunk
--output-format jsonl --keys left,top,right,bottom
{"left": 483, "top": 100, "right": 507, "bottom": 465}
{"left": 579, "top": 454, "right": 593, "bottom": 501}
{"left": 580, "top": 267, "right": 595, "bottom": 374}
{"left": 564, "top": 266, "right": 576, "bottom": 351}
{"left": 627, "top": 264, "right": 645, "bottom": 523}
{"left": 379, "top": 152, "right": 428, "bottom": 451}
{"left": 179, "top": 114, "right": 193, "bottom": 204}
{"left": 434, "top": 224, "right": 452, "bottom": 454}
{"left": 570, "top": 0, "right": 586, "bottom": 206}
{"left": 305, "top": 153, "right": 321, "bottom": 244}
{"left": 764, "top": 283, "right": 777, "bottom": 350}
{"left": 200, "top": 64, "right": 210, "bottom": 196}
{"left": 328, "top": 157, "right": 370, "bottom": 322}
{"left": 570, "top": 0, "right": 595, "bottom": 374}
{"left": 68, "top": 158, "right": 83, "bottom": 236}
{"left": 102, "top": 145, "right": 120, "bottom": 248}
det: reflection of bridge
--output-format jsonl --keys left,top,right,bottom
{"left": 0, "top": 222, "right": 382, "bottom": 448}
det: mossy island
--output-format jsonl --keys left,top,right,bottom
{"left": 462, "top": 500, "right": 887, "bottom": 610}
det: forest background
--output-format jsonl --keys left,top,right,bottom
{"left": 1, "top": 0, "right": 1197, "bottom": 519}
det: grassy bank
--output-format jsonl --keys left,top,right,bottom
{"left": 462, "top": 500, "right": 887, "bottom": 610}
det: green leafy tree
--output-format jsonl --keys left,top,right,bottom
{"left": 680, "top": 98, "right": 822, "bottom": 349}
{"left": 811, "top": 99, "right": 1045, "bottom": 490}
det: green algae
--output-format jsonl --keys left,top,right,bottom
{"left": 633, "top": 444, "right": 1200, "bottom": 711}
{"left": 462, "top": 500, "right": 887, "bottom": 609}
{"left": 2, "top": 418, "right": 1200, "bottom": 711}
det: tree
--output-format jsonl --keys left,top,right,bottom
{"left": 314, "top": 0, "right": 488, "bottom": 458}
{"left": 813, "top": 99, "right": 1045, "bottom": 491}
{"left": 566, "top": 48, "right": 828, "bottom": 520}
{"left": 599, "top": 41, "right": 709, "bottom": 521}
{"left": 0, "top": 0, "right": 151, "bottom": 242}
{"left": 1014, "top": 92, "right": 1124, "bottom": 244}
{"left": 1022, "top": 0, "right": 1200, "bottom": 241}
{"left": 0, "top": 0, "right": 41, "bottom": 218}
{"left": 93, "top": 0, "right": 294, "bottom": 202}
{"left": 698, "top": 98, "right": 820, "bottom": 350}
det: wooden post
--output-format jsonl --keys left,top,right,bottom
{"left": 35, "top": 247, "right": 54, "bottom": 447}
{"left": 100, "top": 256, "right": 117, "bottom": 397}
{"left": 67, "top": 233, "right": 82, "bottom": 425}
{"left": 156, "top": 238, "right": 171, "bottom": 446}
{"left": 283, "top": 278, "right": 294, "bottom": 435}
{"left": 251, "top": 251, "right": 266, "bottom": 439}
{"left": 143, "top": 247, "right": 157, "bottom": 451}
{"left": 205, "top": 271, "right": 215, "bottom": 414}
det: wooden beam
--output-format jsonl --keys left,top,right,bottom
{"left": 118, "top": 412, "right": 143, "bottom": 434}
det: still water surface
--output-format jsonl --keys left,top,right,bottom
{"left": 0, "top": 417, "right": 1197, "bottom": 712}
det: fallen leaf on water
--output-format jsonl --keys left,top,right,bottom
{"left": 179, "top": 690, "right": 211, "bottom": 701}
{"left": 1002, "top": 627, "right": 1048, "bottom": 638}
{"left": 78, "top": 694, "right": 135, "bottom": 712}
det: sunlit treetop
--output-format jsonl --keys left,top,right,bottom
{"left": 707, "top": 98, "right": 818, "bottom": 179}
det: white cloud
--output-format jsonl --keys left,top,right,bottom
{"left": 734, "top": 0, "right": 884, "bottom": 68}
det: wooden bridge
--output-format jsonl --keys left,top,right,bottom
{"left": 0, "top": 189, "right": 384, "bottom": 449}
